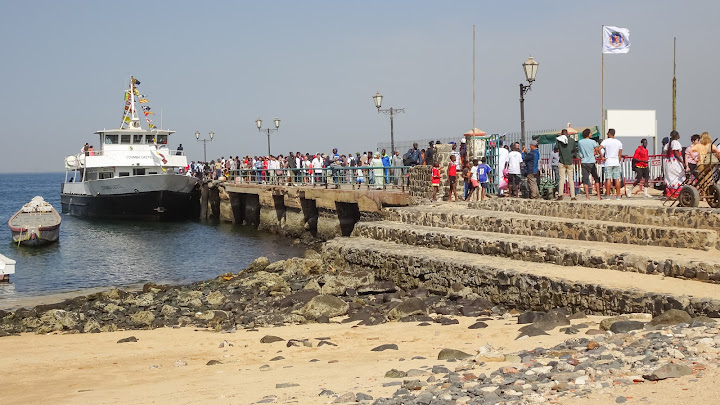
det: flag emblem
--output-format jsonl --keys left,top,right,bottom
{"left": 602, "top": 26, "right": 630, "bottom": 54}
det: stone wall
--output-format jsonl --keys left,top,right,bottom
{"left": 352, "top": 222, "right": 720, "bottom": 283}
{"left": 322, "top": 239, "right": 720, "bottom": 317}
{"left": 407, "top": 143, "right": 458, "bottom": 201}
{"left": 385, "top": 207, "right": 717, "bottom": 251}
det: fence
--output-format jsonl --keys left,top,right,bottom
{"left": 227, "top": 166, "right": 411, "bottom": 191}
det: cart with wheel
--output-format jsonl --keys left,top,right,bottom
{"left": 670, "top": 143, "right": 720, "bottom": 208}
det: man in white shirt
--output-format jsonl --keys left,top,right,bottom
{"left": 599, "top": 128, "right": 623, "bottom": 199}
{"left": 506, "top": 143, "right": 523, "bottom": 197}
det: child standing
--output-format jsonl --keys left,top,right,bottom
{"left": 476, "top": 157, "right": 492, "bottom": 201}
{"left": 431, "top": 161, "right": 441, "bottom": 201}
{"left": 447, "top": 155, "right": 458, "bottom": 202}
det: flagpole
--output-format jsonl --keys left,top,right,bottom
{"left": 672, "top": 37, "right": 677, "bottom": 132}
{"left": 601, "top": 25, "right": 605, "bottom": 139}
{"left": 472, "top": 24, "right": 476, "bottom": 135}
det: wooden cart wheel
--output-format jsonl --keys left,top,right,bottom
{"left": 708, "top": 184, "right": 720, "bottom": 208}
{"left": 678, "top": 185, "right": 700, "bottom": 207}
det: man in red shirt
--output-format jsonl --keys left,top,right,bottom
{"left": 627, "top": 138, "right": 650, "bottom": 198}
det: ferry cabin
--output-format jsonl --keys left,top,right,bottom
{"left": 65, "top": 129, "right": 187, "bottom": 183}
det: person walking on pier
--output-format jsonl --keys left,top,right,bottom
{"left": 578, "top": 128, "right": 602, "bottom": 200}
{"left": 431, "top": 161, "right": 440, "bottom": 201}
{"left": 392, "top": 151, "right": 403, "bottom": 187}
{"left": 507, "top": 143, "right": 522, "bottom": 197}
{"left": 447, "top": 154, "right": 458, "bottom": 201}
{"left": 628, "top": 138, "right": 651, "bottom": 198}
{"left": 522, "top": 140, "right": 540, "bottom": 199}
{"left": 556, "top": 129, "right": 577, "bottom": 200}
{"left": 599, "top": 129, "right": 623, "bottom": 199}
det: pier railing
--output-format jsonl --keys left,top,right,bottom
{"left": 227, "top": 166, "right": 412, "bottom": 191}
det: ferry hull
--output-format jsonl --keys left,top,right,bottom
{"left": 61, "top": 189, "right": 200, "bottom": 221}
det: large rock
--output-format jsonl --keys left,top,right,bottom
{"left": 649, "top": 309, "right": 692, "bottom": 326}
{"left": 531, "top": 309, "right": 570, "bottom": 331}
{"left": 643, "top": 363, "right": 693, "bottom": 381}
{"left": 600, "top": 316, "right": 629, "bottom": 331}
{"left": 177, "top": 290, "right": 204, "bottom": 307}
{"left": 280, "top": 258, "right": 322, "bottom": 279}
{"left": 131, "top": 311, "right": 155, "bottom": 327}
{"left": 206, "top": 291, "right": 227, "bottom": 308}
{"left": 240, "top": 271, "right": 290, "bottom": 294}
{"left": 36, "top": 309, "right": 79, "bottom": 333}
{"left": 609, "top": 320, "right": 645, "bottom": 334}
{"left": 321, "top": 271, "right": 374, "bottom": 296}
{"left": 246, "top": 257, "right": 270, "bottom": 273}
{"left": 388, "top": 298, "right": 427, "bottom": 321}
{"left": 299, "top": 295, "right": 349, "bottom": 320}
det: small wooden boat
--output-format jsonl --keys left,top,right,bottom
{"left": 8, "top": 196, "right": 61, "bottom": 247}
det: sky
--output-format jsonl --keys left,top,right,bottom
{"left": 1, "top": 0, "right": 718, "bottom": 172}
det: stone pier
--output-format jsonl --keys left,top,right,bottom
{"left": 218, "top": 183, "right": 410, "bottom": 240}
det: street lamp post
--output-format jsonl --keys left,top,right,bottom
{"left": 519, "top": 56, "right": 539, "bottom": 147}
{"left": 373, "top": 92, "right": 405, "bottom": 155}
{"left": 256, "top": 117, "right": 280, "bottom": 156}
{"left": 195, "top": 130, "right": 214, "bottom": 162}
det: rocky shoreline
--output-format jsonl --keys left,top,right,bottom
{"left": 1, "top": 254, "right": 718, "bottom": 404}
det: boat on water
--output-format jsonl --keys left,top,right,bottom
{"left": 61, "top": 77, "right": 200, "bottom": 221}
{"left": 8, "top": 196, "right": 61, "bottom": 247}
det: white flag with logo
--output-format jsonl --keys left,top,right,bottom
{"left": 603, "top": 26, "right": 630, "bottom": 54}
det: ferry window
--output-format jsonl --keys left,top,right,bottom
{"left": 145, "top": 136, "right": 155, "bottom": 144}
{"left": 119, "top": 172, "right": 130, "bottom": 177}
{"left": 99, "top": 172, "right": 113, "bottom": 179}
{"left": 105, "top": 135, "right": 118, "bottom": 144}
{"left": 120, "top": 135, "right": 131, "bottom": 144}
{"left": 148, "top": 172, "right": 157, "bottom": 175}
{"left": 157, "top": 135, "right": 168, "bottom": 144}
{"left": 133, "top": 135, "right": 144, "bottom": 144}
{"left": 133, "top": 168, "right": 146, "bottom": 176}
{"left": 86, "top": 172, "right": 98, "bottom": 180}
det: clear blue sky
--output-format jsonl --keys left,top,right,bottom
{"left": 1, "top": 0, "right": 717, "bottom": 172}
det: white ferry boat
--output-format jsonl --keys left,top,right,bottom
{"left": 61, "top": 77, "right": 200, "bottom": 220}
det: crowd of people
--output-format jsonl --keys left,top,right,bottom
{"left": 181, "top": 129, "right": 719, "bottom": 202}
{"left": 184, "top": 141, "right": 467, "bottom": 189}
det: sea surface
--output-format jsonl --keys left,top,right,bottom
{"left": 0, "top": 173, "right": 305, "bottom": 307}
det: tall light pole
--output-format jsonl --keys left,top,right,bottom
{"left": 256, "top": 117, "right": 280, "bottom": 156}
{"left": 195, "top": 130, "right": 214, "bottom": 162}
{"left": 519, "top": 56, "right": 539, "bottom": 147}
{"left": 373, "top": 92, "right": 405, "bottom": 155}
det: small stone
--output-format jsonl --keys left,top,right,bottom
{"left": 174, "top": 360, "right": 187, "bottom": 367}
{"left": 275, "top": 383, "right": 300, "bottom": 389}
{"left": 331, "top": 392, "right": 356, "bottom": 403}
{"left": 437, "top": 348, "right": 473, "bottom": 361}
{"left": 355, "top": 392, "right": 373, "bottom": 401}
{"left": 371, "top": 344, "right": 399, "bottom": 352}
{"left": 616, "top": 396, "right": 627, "bottom": 403}
{"left": 206, "top": 360, "right": 222, "bottom": 366}
{"left": 260, "top": 364, "right": 270, "bottom": 371}
{"left": 260, "top": 335, "right": 285, "bottom": 344}
{"left": 270, "top": 356, "right": 285, "bottom": 361}
{"left": 318, "top": 389, "right": 335, "bottom": 396}
{"left": 402, "top": 379, "right": 426, "bottom": 390}
{"left": 318, "top": 341, "right": 337, "bottom": 347}
{"left": 587, "top": 340, "right": 601, "bottom": 350}
{"left": 385, "top": 369, "right": 407, "bottom": 378}
{"left": 468, "top": 321, "right": 488, "bottom": 329}
{"left": 117, "top": 336, "right": 138, "bottom": 344}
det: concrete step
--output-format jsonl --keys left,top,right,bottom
{"left": 323, "top": 237, "right": 720, "bottom": 316}
{"left": 386, "top": 205, "right": 717, "bottom": 251}
{"left": 353, "top": 221, "right": 720, "bottom": 283}
{"left": 468, "top": 198, "right": 720, "bottom": 234}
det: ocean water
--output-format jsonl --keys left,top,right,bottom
{"left": 0, "top": 173, "right": 304, "bottom": 306}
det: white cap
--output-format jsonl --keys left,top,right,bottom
{"left": 460, "top": 138, "right": 467, "bottom": 144}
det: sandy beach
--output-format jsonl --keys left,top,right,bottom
{"left": 2, "top": 314, "right": 717, "bottom": 405}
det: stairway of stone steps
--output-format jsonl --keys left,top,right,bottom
{"left": 353, "top": 221, "right": 720, "bottom": 283}
{"left": 384, "top": 204, "right": 717, "bottom": 251}
{"left": 323, "top": 237, "right": 720, "bottom": 316}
